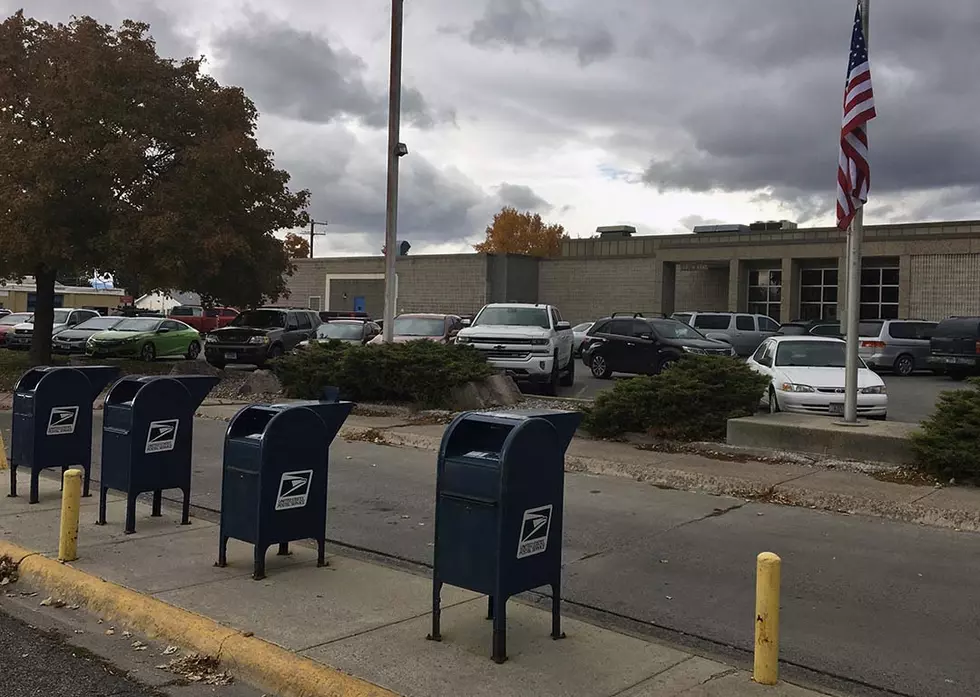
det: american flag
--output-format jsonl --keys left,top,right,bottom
{"left": 837, "top": 4, "right": 876, "bottom": 231}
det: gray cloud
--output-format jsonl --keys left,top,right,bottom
{"left": 213, "top": 14, "right": 451, "bottom": 129}
{"left": 495, "top": 183, "right": 552, "bottom": 212}
{"left": 467, "top": 0, "right": 614, "bottom": 66}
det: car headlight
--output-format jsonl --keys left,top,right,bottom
{"left": 124, "top": 335, "right": 141, "bottom": 342}
{"left": 248, "top": 335, "right": 270, "bottom": 344}
{"left": 455, "top": 336, "right": 471, "bottom": 344}
{"left": 205, "top": 334, "right": 219, "bottom": 343}
{"left": 779, "top": 383, "right": 815, "bottom": 393}
{"left": 860, "top": 385, "right": 886, "bottom": 394}
{"left": 530, "top": 339, "right": 549, "bottom": 346}
{"left": 682, "top": 346, "right": 706, "bottom": 355}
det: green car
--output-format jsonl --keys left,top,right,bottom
{"left": 85, "top": 317, "right": 203, "bottom": 361}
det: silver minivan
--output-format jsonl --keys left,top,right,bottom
{"left": 672, "top": 312, "right": 779, "bottom": 356}
{"left": 859, "top": 319, "right": 938, "bottom": 376}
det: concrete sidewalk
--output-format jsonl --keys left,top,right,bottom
{"left": 0, "top": 470, "right": 826, "bottom": 697}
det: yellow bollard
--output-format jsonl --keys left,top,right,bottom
{"left": 0, "top": 430, "right": 8, "bottom": 470}
{"left": 58, "top": 469, "right": 82, "bottom": 562}
{"left": 753, "top": 552, "right": 781, "bottom": 685}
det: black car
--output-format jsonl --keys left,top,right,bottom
{"left": 581, "top": 315, "right": 734, "bottom": 379}
{"left": 928, "top": 316, "right": 980, "bottom": 380}
{"left": 52, "top": 316, "right": 124, "bottom": 354}
{"left": 205, "top": 307, "right": 321, "bottom": 368}
{"left": 299, "top": 318, "right": 380, "bottom": 348}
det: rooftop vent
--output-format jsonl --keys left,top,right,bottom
{"left": 595, "top": 225, "right": 636, "bottom": 239}
{"left": 692, "top": 224, "right": 750, "bottom": 234}
{"left": 749, "top": 220, "right": 798, "bottom": 231}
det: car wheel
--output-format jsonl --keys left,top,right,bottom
{"left": 768, "top": 387, "right": 780, "bottom": 413}
{"left": 266, "top": 344, "right": 284, "bottom": 361}
{"left": 186, "top": 341, "right": 201, "bottom": 360}
{"left": 893, "top": 354, "right": 914, "bottom": 376}
{"left": 590, "top": 354, "right": 612, "bottom": 379}
{"left": 541, "top": 351, "right": 560, "bottom": 396}
{"left": 657, "top": 357, "right": 676, "bottom": 374}
{"left": 560, "top": 351, "right": 575, "bottom": 387}
{"left": 140, "top": 342, "right": 156, "bottom": 362}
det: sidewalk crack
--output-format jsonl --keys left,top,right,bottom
{"left": 607, "top": 656, "right": 696, "bottom": 696}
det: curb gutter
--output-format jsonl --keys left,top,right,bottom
{"left": 0, "top": 540, "right": 400, "bottom": 697}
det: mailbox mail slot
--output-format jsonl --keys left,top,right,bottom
{"left": 9, "top": 365, "right": 119, "bottom": 503}
{"left": 428, "top": 409, "right": 580, "bottom": 663}
{"left": 97, "top": 375, "right": 220, "bottom": 533}
{"left": 218, "top": 400, "right": 352, "bottom": 580}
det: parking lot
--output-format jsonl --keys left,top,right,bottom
{"left": 556, "top": 368, "right": 967, "bottom": 424}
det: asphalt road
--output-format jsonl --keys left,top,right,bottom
{"left": 556, "top": 366, "right": 967, "bottom": 424}
{"left": 3, "top": 415, "right": 978, "bottom": 697}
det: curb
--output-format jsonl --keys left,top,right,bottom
{"left": 0, "top": 540, "right": 399, "bottom": 697}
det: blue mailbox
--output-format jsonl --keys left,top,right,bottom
{"left": 9, "top": 365, "right": 119, "bottom": 503}
{"left": 428, "top": 409, "right": 580, "bottom": 663}
{"left": 217, "top": 400, "right": 353, "bottom": 580}
{"left": 97, "top": 375, "right": 220, "bottom": 533}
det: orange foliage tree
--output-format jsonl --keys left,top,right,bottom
{"left": 284, "top": 232, "right": 311, "bottom": 258}
{"left": 473, "top": 207, "right": 568, "bottom": 257}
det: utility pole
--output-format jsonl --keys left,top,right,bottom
{"left": 309, "top": 220, "right": 328, "bottom": 259}
{"left": 843, "top": 0, "right": 870, "bottom": 424}
{"left": 382, "top": 0, "right": 405, "bottom": 343}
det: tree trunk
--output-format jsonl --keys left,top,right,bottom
{"left": 29, "top": 266, "right": 57, "bottom": 366}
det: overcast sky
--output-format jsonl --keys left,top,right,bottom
{"left": 6, "top": 0, "right": 980, "bottom": 255}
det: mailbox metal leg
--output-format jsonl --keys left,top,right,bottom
{"left": 124, "top": 494, "right": 138, "bottom": 534}
{"left": 491, "top": 594, "right": 508, "bottom": 664}
{"left": 216, "top": 534, "right": 228, "bottom": 568}
{"left": 487, "top": 595, "right": 494, "bottom": 620}
{"left": 96, "top": 487, "right": 108, "bottom": 525}
{"left": 180, "top": 488, "right": 191, "bottom": 525}
{"left": 317, "top": 539, "right": 327, "bottom": 567}
{"left": 426, "top": 580, "right": 443, "bottom": 642}
{"left": 151, "top": 490, "right": 163, "bottom": 517}
{"left": 29, "top": 470, "right": 40, "bottom": 504}
{"left": 277, "top": 542, "right": 290, "bottom": 556}
{"left": 7, "top": 466, "right": 16, "bottom": 498}
{"left": 252, "top": 544, "right": 268, "bottom": 581}
{"left": 81, "top": 464, "right": 91, "bottom": 498}
{"left": 550, "top": 582, "right": 565, "bottom": 640}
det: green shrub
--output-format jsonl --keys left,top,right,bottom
{"left": 582, "top": 355, "right": 769, "bottom": 440}
{"left": 910, "top": 378, "right": 980, "bottom": 482}
{"left": 272, "top": 340, "right": 494, "bottom": 407}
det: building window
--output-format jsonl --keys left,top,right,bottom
{"left": 799, "top": 268, "right": 838, "bottom": 321}
{"left": 308, "top": 296, "right": 322, "bottom": 312}
{"left": 747, "top": 269, "right": 782, "bottom": 322}
{"left": 860, "top": 267, "right": 899, "bottom": 319}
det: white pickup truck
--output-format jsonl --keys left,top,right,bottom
{"left": 455, "top": 303, "right": 575, "bottom": 395}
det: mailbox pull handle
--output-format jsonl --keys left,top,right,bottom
{"left": 440, "top": 492, "right": 498, "bottom": 508}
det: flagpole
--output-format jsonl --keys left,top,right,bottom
{"left": 843, "top": 0, "right": 870, "bottom": 424}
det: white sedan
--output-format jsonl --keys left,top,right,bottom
{"left": 572, "top": 321, "right": 595, "bottom": 356}
{"left": 746, "top": 336, "right": 887, "bottom": 419}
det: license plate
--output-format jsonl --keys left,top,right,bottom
{"left": 224, "top": 352, "right": 237, "bottom": 360}
{"left": 828, "top": 402, "right": 844, "bottom": 415}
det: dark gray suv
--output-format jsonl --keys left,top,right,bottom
{"left": 205, "top": 307, "right": 320, "bottom": 368}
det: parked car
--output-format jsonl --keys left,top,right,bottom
{"left": 300, "top": 319, "right": 381, "bottom": 348}
{"left": 0, "top": 312, "right": 32, "bottom": 347}
{"left": 571, "top": 322, "right": 595, "bottom": 356}
{"left": 671, "top": 311, "right": 779, "bottom": 356}
{"left": 775, "top": 322, "right": 809, "bottom": 336}
{"left": 86, "top": 317, "right": 202, "bottom": 361}
{"left": 0, "top": 308, "right": 9, "bottom": 318}
{"left": 928, "top": 316, "right": 980, "bottom": 380}
{"left": 367, "top": 314, "right": 462, "bottom": 345}
{"left": 856, "top": 319, "right": 938, "bottom": 376}
{"left": 747, "top": 336, "right": 887, "bottom": 419}
{"left": 454, "top": 303, "right": 574, "bottom": 395}
{"left": 581, "top": 315, "right": 733, "bottom": 379}
{"left": 52, "top": 316, "right": 125, "bottom": 354}
{"left": 808, "top": 322, "right": 844, "bottom": 338}
{"left": 205, "top": 307, "right": 320, "bottom": 368}
{"left": 319, "top": 310, "right": 370, "bottom": 322}
{"left": 6, "top": 308, "right": 102, "bottom": 350}
{"left": 168, "top": 305, "right": 239, "bottom": 333}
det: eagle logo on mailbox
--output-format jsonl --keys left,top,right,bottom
{"left": 46, "top": 406, "right": 79, "bottom": 436}
{"left": 145, "top": 419, "right": 179, "bottom": 453}
{"left": 517, "top": 504, "right": 553, "bottom": 559}
{"left": 275, "top": 470, "right": 313, "bottom": 511}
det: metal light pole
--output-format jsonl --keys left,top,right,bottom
{"left": 843, "top": 0, "right": 870, "bottom": 424}
{"left": 309, "top": 220, "right": 328, "bottom": 259}
{"left": 381, "top": 0, "right": 404, "bottom": 343}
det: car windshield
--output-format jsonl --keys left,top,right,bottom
{"left": 51, "top": 311, "right": 71, "bottom": 324}
{"left": 170, "top": 306, "right": 199, "bottom": 316}
{"left": 316, "top": 322, "right": 363, "bottom": 340}
{"left": 392, "top": 317, "right": 445, "bottom": 337}
{"left": 651, "top": 319, "right": 708, "bottom": 340}
{"left": 231, "top": 310, "right": 285, "bottom": 329}
{"left": 775, "top": 340, "right": 847, "bottom": 368}
{"left": 113, "top": 318, "right": 161, "bottom": 332}
{"left": 0, "top": 314, "right": 30, "bottom": 326}
{"left": 75, "top": 317, "right": 120, "bottom": 330}
{"left": 473, "top": 307, "right": 550, "bottom": 329}
{"left": 692, "top": 314, "right": 731, "bottom": 330}
{"left": 933, "top": 318, "right": 980, "bottom": 338}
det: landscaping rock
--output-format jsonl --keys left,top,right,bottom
{"left": 485, "top": 373, "right": 521, "bottom": 406}
{"left": 169, "top": 361, "right": 222, "bottom": 377}
{"left": 449, "top": 376, "right": 521, "bottom": 411}
{"left": 236, "top": 369, "right": 282, "bottom": 396}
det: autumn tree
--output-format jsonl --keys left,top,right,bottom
{"left": 284, "top": 232, "right": 311, "bottom": 259}
{"left": 0, "top": 13, "right": 310, "bottom": 363}
{"left": 473, "top": 206, "right": 568, "bottom": 257}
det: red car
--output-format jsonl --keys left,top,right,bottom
{"left": 168, "top": 306, "right": 238, "bottom": 334}
{"left": 0, "top": 312, "right": 32, "bottom": 347}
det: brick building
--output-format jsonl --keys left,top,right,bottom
{"left": 278, "top": 219, "right": 980, "bottom": 324}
